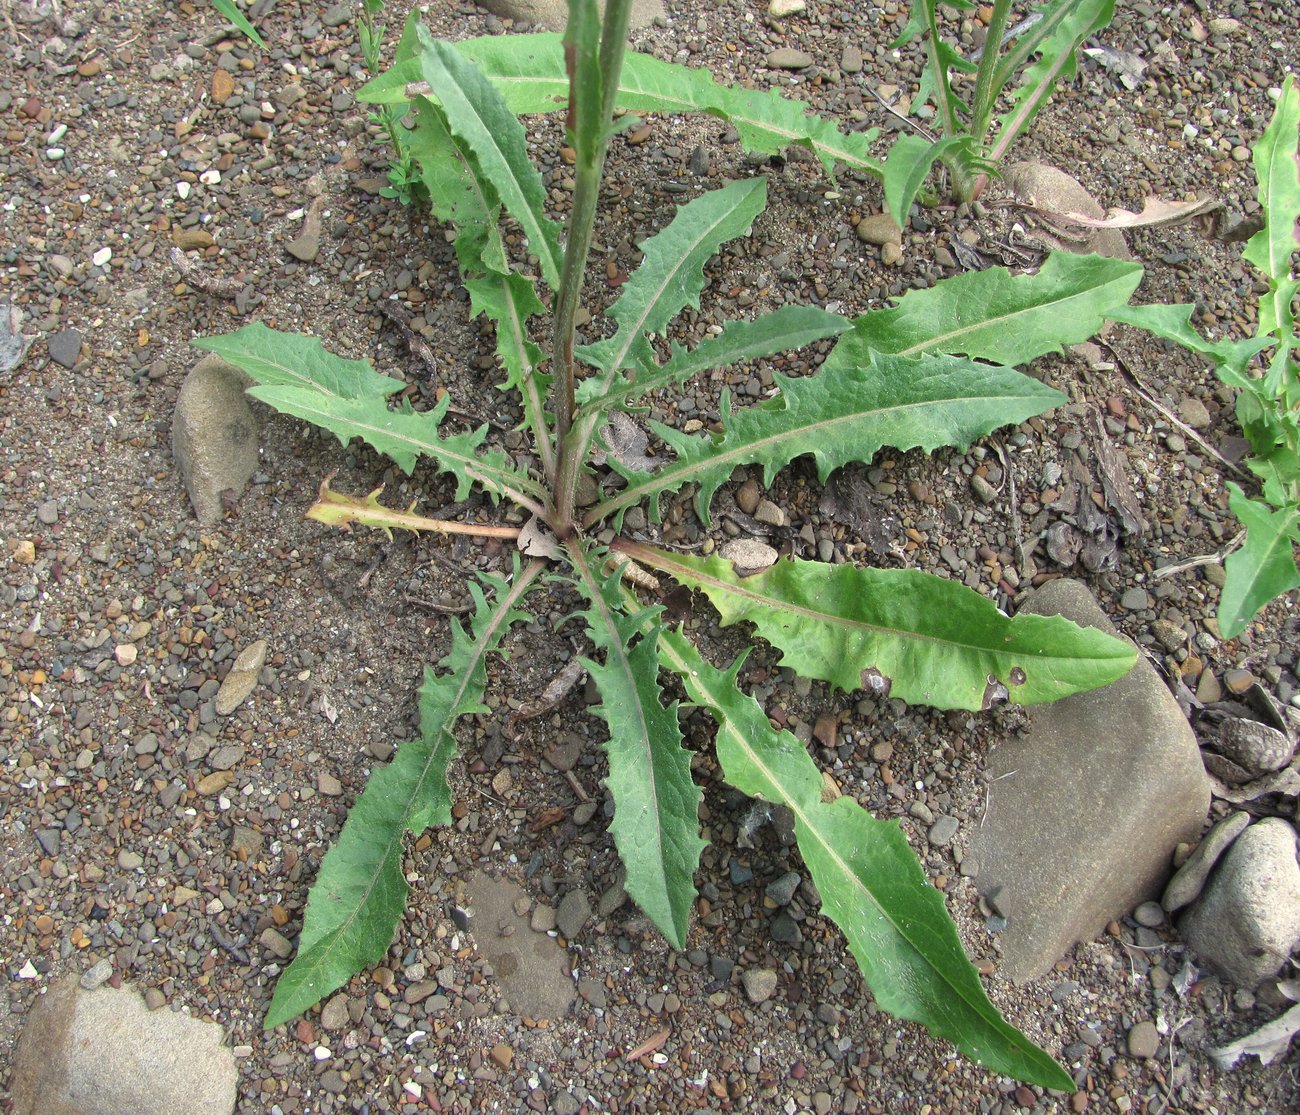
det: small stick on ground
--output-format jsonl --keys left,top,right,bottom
{"left": 1103, "top": 342, "right": 1251, "bottom": 481}
{"left": 1152, "top": 529, "right": 1245, "bottom": 580}
{"left": 506, "top": 657, "right": 586, "bottom": 740}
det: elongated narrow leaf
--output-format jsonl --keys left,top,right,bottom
{"left": 1244, "top": 74, "right": 1300, "bottom": 340}
{"left": 406, "top": 97, "right": 509, "bottom": 277}
{"left": 247, "top": 386, "right": 545, "bottom": 509}
{"left": 266, "top": 561, "right": 543, "bottom": 1028}
{"left": 416, "top": 30, "right": 563, "bottom": 287}
{"left": 1107, "top": 304, "right": 1273, "bottom": 387}
{"left": 988, "top": 0, "right": 1115, "bottom": 163}
{"left": 592, "top": 350, "right": 1065, "bottom": 527}
{"left": 624, "top": 542, "right": 1135, "bottom": 710}
{"left": 211, "top": 0, "right": 265, "bottom": 48}
{"left": 856, "top": 252, "right": 1142, "bottom": 365}
{"left": 568, "top": 544, "right": 704, "bottom": 948}
{"left": 359, "top": 34, "right": 883, "bottom": 178}
{"left": 883, "top": 133, "right": 967, "bottom": 229}
{"left": 580, "top": 305, "right": 850, "bottom": 408}
{"left": 658, "top": 629, "right": 1074, "bottom": 1091}
{"left": 465, "top": 272, "right": 554, "bottom": 476}
{"left": 193, "top": 322, "right": 403, "bottom": 401}
{"left": 579, "top": 178, "right": 768, "bottom": 379}
{"left": 1219, "top": 484, "right": 1300, "bottom": 639}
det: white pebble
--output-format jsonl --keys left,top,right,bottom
{"left": 176, "top": 181, "right": 191, "bottom": 200}
{"left": 313, "top": 1046, "right": 331, "bottom": 1061}
{"left": 199, "top": 169, "right": 221, "bottom": 185}
{"left": 47, "top": 123, "right": 67, "bottom": 144}
{"left": 45, "top": 147, "right": 65, "bottom": 160}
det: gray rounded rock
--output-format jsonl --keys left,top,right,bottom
{"left": 1162, "top": 810, "right": 1251, "bottom": 912}
{"left": 1178, "top": 818, "right": 1300, "bottom": 987}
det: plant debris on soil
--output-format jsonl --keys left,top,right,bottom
{"left": 1, "top": 1, "right": 1298, "bottom": 1112}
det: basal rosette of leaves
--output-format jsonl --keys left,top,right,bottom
{"left": 194, "top": 0, "right": 1145, "bottom": 1089}
{"left": 1111, "top": 75, "right": 1300, "bottom": 638}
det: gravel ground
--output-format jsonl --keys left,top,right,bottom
{"left": 1, "top": 0, "right": 1298, "bottom": 1111}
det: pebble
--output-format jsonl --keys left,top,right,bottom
{"left": 969, "top": 475, "right": 998, "bottom": 504}
{"left": 1127, "top": 1020, "right": 1159, "bottom": 1059}
{"left": 1162, "top": 810, "right": 1251, "bottom": 912}
{"left": 840, "top": 45, "right": 863, "bottom": 74}
{"left": 855, "top": 213, "right": 902, "bottom": 246}
{"left": 1120, "top": 587, "right": 1150, "bottom": 611}
{"left": 928, "top": 816, "right": 959, "bottom": 846}
{"left": 35, "top": 500, "right": 58, "bottom": 525}
{"left": 768, "top": 0, "right": 806, "bottom": 16}
{"left": 765, "top": 48, "right": 814, "bottom": 70}
{"left": 720, "top": 538, "right": 778, "bottom": 571}
{"left": 215, "top": 639, "right": 268, "bottom": 715}
{"left": 80, "top": 959, "right": 113, "bottom": 990}
{"left": 742, "top": 968, "right": 778, "bottom": 1003}
{"left": 46, "top": 328, "right": 82, "bottom": 369}
{"left": 530, "top": 903, "right": 557, "bottom": 933}
{"left": 765, "top": 871, "right": 801, "bottom": 906}
{"left": 557, "top": 888, "right": 591, "bottom": 940}
{"left": 1132, "top": 901, "right": 1165, "bottom": 928}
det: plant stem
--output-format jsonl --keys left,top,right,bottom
{"left": 551, "top": 0, "right": 634, "bottom": 536}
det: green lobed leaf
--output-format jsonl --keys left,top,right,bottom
{"left": 882, "top": 134, "right": 969, "bottom": 229}
{"left": 987, "top": 0, "right": 1115, "bottom": 164}
{"left": 580, "top": 304, "right": 851, "bottom": 409}
{"left": 1244, "top": 74, "right": 1300, "bottom": 341}
{"left": 405, "top": 97, "right": 509, "bottom": 277}
{"left": 1107, "top": 303, "right": 1273, "bottom": 388}
{"left": 265, "top": 561, "right": 543, "bottom": 1029}
{"left": 623, "top": 542, "right": 1136, "bottom": 711}
{"left": 245, "top": 386, "right": 546, "bottom": 509}
{"left": 568, "top": 544, "right": 705, "bottom": 949}
{"left": 591, "top": 350, "right": 1066, "bottom": 527}
{"left": 192, "top": 322, "right": 404, "bottom": 401}
{"left": 856, "top": 252, "right": 1142, "bottom": 365}
{"left": 465, "top": 271, "right": 554, "bottom": 477}
{"left": 657, "top": 629, "right": 1074, "bottom": 1091}
{"left": 416, "top": 29, "right": 564, "bottom": 287}
{"left": 359, "top": 35, "right": 883, "bottom": 178}
{"left": 1219, "top": 483, "right": 1300, "bottom": 639}
{"left": 578, "top": 178, "right": 768, "bottom": 381}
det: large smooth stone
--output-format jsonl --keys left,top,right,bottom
{"left": 970, "top": 578, "right": 1210, "bottom": 981}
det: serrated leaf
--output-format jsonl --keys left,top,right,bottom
{"left": 568, "top": 544, "right": 704, "bottom": 948}
{"left": 1219, "top": 483, "right": 1300, "bottom": 639}
{"left": 578, "top": 178, "right": 768, "bottom": 380}
{"left": 987, "top": 0, "right": 1115, "bottom": 163}
{"left": 883, "top": 134, "right": 968, "bottom": 228}
{"left": 580, "top": 304, "right": 850, "bottom": 408}
{"left": 361, "top": 35, "right": 883, "bottom": 178}
{"left": 247, "top": 386, "right": 545, "bottom": 509}
{"left": 592, "top": 350, "right": 1065, "bottom": 527}
{"left": 265, "top": 561, "right": 543, "bottom": 1029}
{"left": 406, "top": 97, "right": 509, "bottom": 276}
{"left": 1107, "top": 303, "right": 1273, "bottom": 387}
{"left": 657, "top": 629, "right": 1074, "bottom": 1091}
{"left": 856, "top": 252, "right": 1142, "bottom": 365}
{"left": 625, "top": 543, "right": 1136, "bottom": 710}
{"left": 192, "top": 322, "right": 403, "bottom": 401}
{"left": 1244, "top": 74, "right": 1300, "bottom": 339}
{"left": 416, "top": 30, "right": 563, "bottom": 287}
{"left": 465, "top": 271, "right": 554, "bottom": 477}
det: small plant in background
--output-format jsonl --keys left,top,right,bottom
{"left": 1111, "top": 76, "right": 1300, "bottom": 637}
{"left": 883, "top": 0, "right": 1115, "bottom": 225}
{"left": 195, "top": 0, "right": 1146, "bottom": 1088}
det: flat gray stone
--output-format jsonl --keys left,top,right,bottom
{"left": 970, "top": 578, "right": 1209, "bottom": 981}
{"left": 1162, "top": 810, "right": 1251, "bottom": 912}
{"left": 556, "top": 888, "right": 591, "bottom": 941}
{"left": 477, "top": 0, "right": 664, "bottom": 31}
{"left": 10, "top": 977, "right": 236, "bottom": 1115}
{"left": 1179, "top": 818, "right": 1300, "bottom": 987}
{"left": 465, "top": 872, "right": 575, "bottom": 1019}
{"left": 171, "top": 354, "right": 260, "bottom": 526}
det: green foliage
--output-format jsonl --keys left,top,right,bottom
{"left": 657, "top": 629, "right": 1075, "bottom": 1091}
{"left": 209, "top": 0, "right": 265, "bottom": 48}
{"left": 890, "top": 0, "right": 1115, "bottom": 216}
{"left": 197, "top": 0, "right": 1144, "bottom": 1087}
{"left": 264, "top": 560, "right": 544, "bottom": 1029}
{"left": 1111, "top": 76, "right": 1300, "bottom": 637}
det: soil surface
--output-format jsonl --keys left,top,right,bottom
{"left": 1, "top": 1, "right": 1298, "bottom": 1112}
